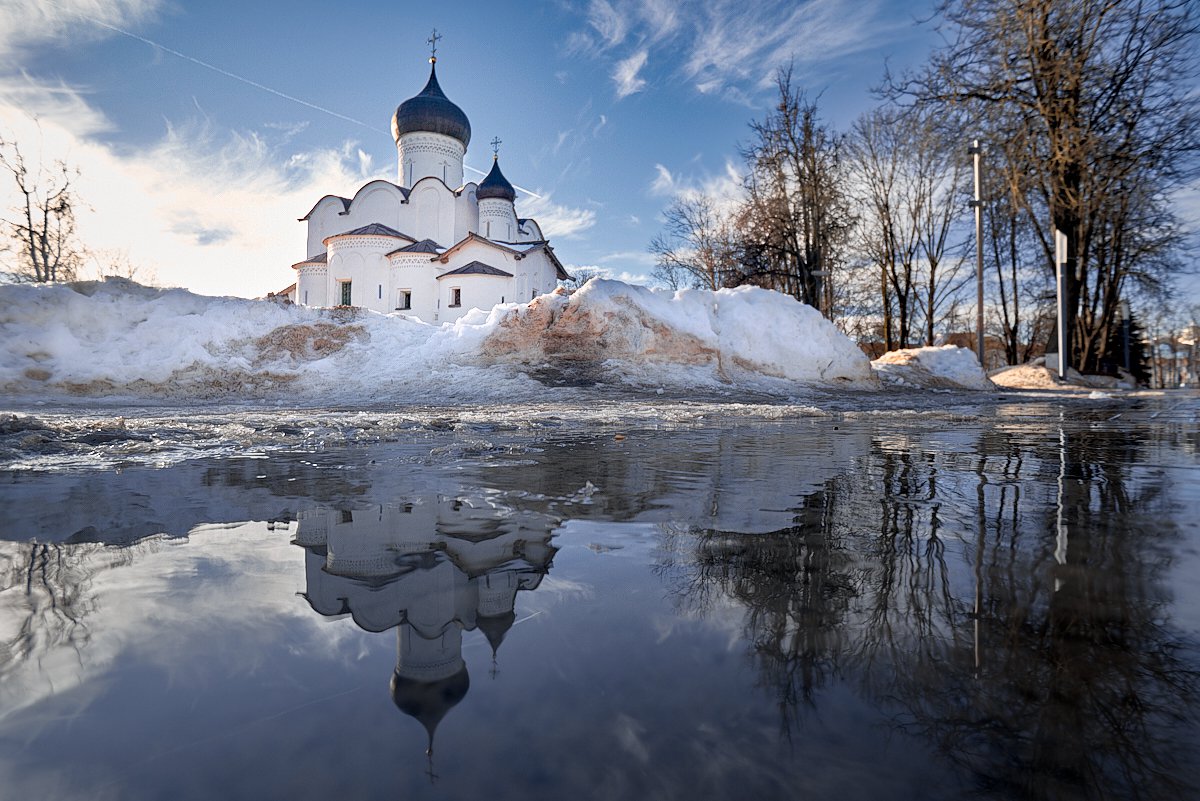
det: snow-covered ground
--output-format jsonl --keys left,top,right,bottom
{"left": 0, "top": 278, "right": 878, "bottom": 403}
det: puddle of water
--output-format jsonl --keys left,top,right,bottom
{"left": 1, "top": 399, "right": 1198, "bottom": 800}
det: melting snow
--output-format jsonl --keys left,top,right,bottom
{"left": 1, "top": 278, "right": 878, "bottom": 402}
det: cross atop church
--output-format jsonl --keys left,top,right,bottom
{"left": 490, "top": 136, "right": 502, "bottom": 158}
{"left": 427, "top": 28, "right": 442, "bottom": 62}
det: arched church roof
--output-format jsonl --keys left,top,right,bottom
{"left": 391, "top": 62, "right": 471, "bottom": 148}
{"left": 476, "top": 157, "right": 516, "bottom": 202}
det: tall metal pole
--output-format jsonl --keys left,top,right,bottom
{"left": 1055, "top": 229, "right": 1069, "bottom": 380}
{"left": 969, "top": 140, "right": 984, "bottom": 366}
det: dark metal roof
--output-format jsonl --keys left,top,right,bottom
{"left": 436, "top": 260, "right": 514, "bottom": 279}
{"left": 391, "top": 62, "right": 471, "bottom": 147}
{"left": 332, "top": 223, "right": 412, "bottom": 239}
{"left": 388, "top": 238, "right": 442, "bottom": 255}
{"left": 476, "top": 157, "right": 516, "bottom": 202}
{"left": 291, "top": 252, "right": 327, "bottom": 268}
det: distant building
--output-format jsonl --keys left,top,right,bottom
{"left": 291, "top": 37, "right": 569, "bottom": 322}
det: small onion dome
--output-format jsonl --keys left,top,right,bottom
{"left": 476, "top": 157, "right": 516, "bottom": 202}
{"left": 391, "top": 62, "right": 471, "bottom": 148}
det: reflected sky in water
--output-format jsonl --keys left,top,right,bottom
{"left": 1, "top": 398, "right": 1198, "bottom": 800}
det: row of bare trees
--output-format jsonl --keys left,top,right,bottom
{"left": 651, "top": 0, "right": 1199, "bottom": 371}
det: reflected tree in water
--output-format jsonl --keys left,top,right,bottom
{"left": 659, "top": 422, "right": 1198, "bottom": 800}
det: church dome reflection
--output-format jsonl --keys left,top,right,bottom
{"left": 292, "top": 491, "right": 559, "bottom": 755}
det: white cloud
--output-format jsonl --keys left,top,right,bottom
{"left": 587, "top": 0, "right": 628, "bottom": 48}
{"left": 518, "top": 191, "right": 597, "bottom": 239}
{"left": 0, "top": 0, "right": 163, "bottom": 60}
{"left": 613, "top": 49, "right": 649, "bottom": 99}
{"left": 0, "top": 78, "right": 379, "bottom": 297}
{"left": 650, "top": 163, "right": 677, "bottom": 196}
{"left": 647, "top": 160, "right": 745, "bottom": 214}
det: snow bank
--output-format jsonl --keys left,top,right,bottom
{"left": 872, "top": 345, "right": 995, "bottom": 390}
{"left": 0, "top": 278, "right": 876, "bottom": 402}
{"left": 481, "top": 280, "right": 876, "bottom": 387}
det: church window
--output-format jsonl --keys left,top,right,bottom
{"left": 397, "top": 290, "right": 412, "bottom": 310}
{"left": 449, "top": 287, "right": 462, "bottom": 307}
{"left": 340, "top": 281, "right": 352, "bottom": 306}
{"left": 378, "top": 284, "right": 382, "bottom": 299}
{"left": 340, "top": 509, "right": 353, "bottom": 524}
{"left": 304, "top": 290, "right": 308, "bottom": 304}
{"left": 485, "top": 221, "right": 490, "bottom": 237}
{"left": 531, "top": 289, "right": 536, "bottom": 300}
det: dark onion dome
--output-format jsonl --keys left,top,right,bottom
{"left": 391, "top": 61, "right": 471, "bottom": 148}
{"left": 475, "top": 156, "right": 516, "bottom": 202}
{"left": 391, "top": 664, "right": 470, "bottom": 752}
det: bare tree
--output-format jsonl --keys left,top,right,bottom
{"left": 737, "top": 67, "right": 853, "bottom": 314}
{"left": 892, "top": 0, "right": 1200, "bottom": 372}
{"left": 649, "top": 193, "right": 742, "bottom": 291}
{"left": 848, "top": 108, "right": 924, "bottom": 350}
{"left": 0, "top": 136, "right": 84, "bottom": 283}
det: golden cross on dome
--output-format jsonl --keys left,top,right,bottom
{"left": 490, "top": 136, "right": 502, "bottom": 158}
{"left": 427, "top": 29, "right": 442, "bottom": 62}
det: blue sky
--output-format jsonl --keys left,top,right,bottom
{"left": 0, "top": 0, "right": 1075, "bottom": 298}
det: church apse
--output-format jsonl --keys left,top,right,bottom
{"left": 292, "top": 492, "right": 561, "bottom": 757}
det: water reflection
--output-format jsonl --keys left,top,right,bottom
{"left": 658, "top": 418, "right": 1199, "bottom": 800}
{"left": 292, "top": 496, "right": 560, "bottom": 759}
{"left": 0, "top": 405, "right": 1196, "bottom": 800}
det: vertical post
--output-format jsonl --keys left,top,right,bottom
{"left": 1055, "top": 229, "right": 1069, "bottom": 380}
{"left": 969, "top": 140, "right": 985, "bottom": 366}
{"left": 1119, "top": 299, "right": 1131, "bottom": 374}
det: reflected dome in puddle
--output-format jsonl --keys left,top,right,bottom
{"left": 292, "top": 495, "right": 560, "bottom": 756}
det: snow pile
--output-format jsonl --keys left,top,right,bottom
{"left": 989, "top": 361, "right": 1135, "bottom": 391}
{"left": 871, "top": 345, "right": 995, "bottom": 390}
{"left": 481, "top": 280, "right": 876, "bottom": 387}
{"left": 0, "top": 278, "right": 876, "bottom": 402}
{"left": 989, "top": 363, "right": 1062, "bottom": 390}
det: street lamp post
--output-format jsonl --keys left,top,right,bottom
{"left": 968, "top": 140, "right": 984, "bottom": 367}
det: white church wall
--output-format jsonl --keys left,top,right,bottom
{"left": 454, "top": 185, "right": 479, "bottom": 244}
{"left": 388, "top": 258, "right": 442, "bottom": 322}
{"left": 517, "top": 218, "right": 543, "bottom": 243}
{"left": 411, "top": 180, "right": 457, "bottom": 246}
{"left": 347, "top": 183, "right": 406, "bottom": 236}
{"left": 438, "top": 273, "right": 514, "bottom": 324}
{"left": 479, "top": 198, "right": 518, "bottom": 242}
{"left": 328, "top": 236, "right": 396, "bottom": 311}
{"left": 305, "top": 197, "right": 348, "bottom": 257}
{"left": 397, "top": 132, "right": 465, "bottom": 188}
{"left": 296, "top": 265, "right": 328, "bottom": 307}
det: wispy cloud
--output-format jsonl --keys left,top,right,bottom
{"left": 566, "top": 0, "right": 899, "bottom": 101}
{"left": 0, "top": 0, "right": 163, "bottom": 60}
{"left": 519, "top": 191, "right": 597, "bottom": 239}
{"left": 613, "top": 49, "right": 649, "bottom": 99}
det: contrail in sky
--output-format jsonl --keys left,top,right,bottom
{"left": 46, "top": 3, "right": 542, "bottom": 197}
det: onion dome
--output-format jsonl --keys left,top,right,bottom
{"left": 391, "top": 664, "right": 471, "bottom": 753}
{"left": 476, "top": 156, "right": 516, "bottom": 202}
{"left": 391, "top": 62, "right": 471, "bottom": 148}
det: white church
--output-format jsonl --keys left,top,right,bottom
{"left": 289, "top": 34, "right": 569, "bottom": 323}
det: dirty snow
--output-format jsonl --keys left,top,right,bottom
{"left": 0, "top": 278, "right": 877, "bottom": 402}
{"left": 871, "top": 345, "right": 995, "bottom": 390}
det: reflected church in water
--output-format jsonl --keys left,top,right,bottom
{"left": 292, "top": 493, "right": 560, "bottom": 754}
